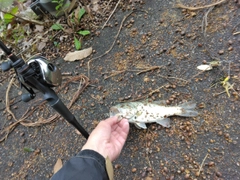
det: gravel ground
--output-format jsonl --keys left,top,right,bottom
{"left": 0, "top": 0, "right": 240, "bottom": 179}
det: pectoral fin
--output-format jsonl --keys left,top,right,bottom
{"left": 156, "top": 118, "right": 171, "bottom": 128}
{"left": 134, "top": 122, "right": 147, "bottom": 129}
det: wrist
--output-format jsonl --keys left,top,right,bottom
{"left": 81, "top": 144, "right": 108, "bottom": 159}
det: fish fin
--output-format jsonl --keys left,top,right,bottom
{"left": 152, "top": 100, "right": 167, "bottom": 106}
{"left": 156, "top": 118, "right": 171, "bottom": 128}
{"left": 134, "top": 122, "right": 147, "bottom": 129}
{"left": 178, "top": 101, "right": 196, "bottom": 109}
{"left": 176, "top": 101, "right": 198, "bottom": 117}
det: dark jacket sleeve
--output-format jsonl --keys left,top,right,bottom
{"left": 51, "top": 149, "right": 109, "bottom": 180}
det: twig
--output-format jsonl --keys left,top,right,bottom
{"left": 104, "top": 70, "right": 126, "bottom": 80}
{"left": 88, "top": 10, "right": 140, "bottom": 78}
{"left": 136, "top": 66, "right": 162, "bottom": 75}
{"left": 68, "top": 75, "right": 89, "bottom": 109}
{"left": 176, "top": 0, "right": 226, "bottom": 11}
{"left": 5, "top": 76, "right": 17, "bottom": 121}
{"left": 162, "top": 75, "right": 189, "bottom": 83}
{"left": 102, "top": 0, "right": 121, "bottom": 29}
{"left": 103, "top": 0, "right": 113, "bottom": 14}
{"left": 202, "top": 6, "right": 214, "bottom": 37}
{"left": 0, "top": 10, "right": 44, "bottom": 25}
{"left": 198, "top": 153, "right": 208, "bottom": 174}
{"left": 233, "top": 31, "right": 240, "bottom": 35}
{"left": 232, "top": 22, "right": 240, "bottom": 33}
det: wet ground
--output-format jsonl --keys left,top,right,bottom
{"left": 0, "top": 0, "right": 240, "bottom": 179}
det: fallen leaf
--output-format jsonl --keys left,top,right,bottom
{"left": 67, "top": 0, "right": 77, "bottom": 13}
{"left": 35, "top": 25, "right": 44, "bottom": 32}
{"left": 53, "top": 158, "right": 63, "bottom": 174}
{"left": 22, "top": 39, "right": 33, "bottom": 50}
{"left": 38, "top": 41, "right": 46, "bottom": 51}
{"left": 64, "top": 47, "right": 92, "bottom": 61}
{"left": 91, "top": 0, "right": 100, "bottom": 12}
{"left": 197, "top": 64, "right": 212, "bottom": 71}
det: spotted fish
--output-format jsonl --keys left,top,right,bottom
{"left": 109, "top": 101, "right": 198, "bottom": 129}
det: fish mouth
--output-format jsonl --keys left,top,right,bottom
{"left": 109, "top": 106, "right": 120, "bottom": 117}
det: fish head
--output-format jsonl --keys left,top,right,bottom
{"left": 109, "top": 106, "right": 121, "bottom": 117}
{"left": 109, "top": 104, "right": 135, "bottom": 120}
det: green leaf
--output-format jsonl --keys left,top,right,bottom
{"left": 55, "top": 4, "right": 63, "bottom": 11}
{"left": 78, "top": 30, "right": 90, "bottom": 36}
{"left": 53, "top": 41, "right": 59, "bottom": 47}
{"left": 74, "top": 36, "right": 81, "bottom": 50}
{"left": 51, "top": 23, "right": 63, "bottom": 30}
{"left": 3, "top": 7, "right": 18, "bottom": 23}
{"left": 10, "top": 7, "right": 18, "bottom": 14}
{"left": 78, "top": 8, "right": 86, "bottom": 21}
{"left": 24, "top": 147, "right": 34, "bottom": 152}
{"left": 3, "top": 13, "right": 14, "bottom": 22}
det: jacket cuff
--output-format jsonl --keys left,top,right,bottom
{"left": 77, "top": 149, "right": 106, "bottom": 167}
{"left": 77, "top": 149, "right": 113, "bottom": 180}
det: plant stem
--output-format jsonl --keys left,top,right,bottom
{"left": 0, "top": 9, "right": 44, "bottom": 25}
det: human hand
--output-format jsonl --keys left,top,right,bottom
{"left": 81, "top": 116, "right": 129, "bottom": 161}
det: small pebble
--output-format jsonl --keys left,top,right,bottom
{"left": 228, "top": 46, "right": 233, "bottom": 51}
{"left": 8, "top": 161, "right": 13, "bottom": 167}
{"left": 228, "top": 40, "right": 233, "bottom": 45}
{"left": 147, "top": 167, "right": 152, "bottom": 172}
{"left": 7, "top": 115, "right": 12, "bottom": 120}
{"left": 185, "top": 174, "right": 190, "bottom": 179}
{"left": 216, "top": 171, "right": 222, "bottom": 177}
{"left": 198, "top": 102, "right": 205, "bottom": 109}
{"left": 34, "top": 149, "right": 41, "bottom": 155}
{"left": 218, "top": 50, "right": 224, "bottom": 55}
{"left": 195, "top": 171, "right": 200, "bottom": 177}
{"left": 114, "top": 164, "right": 121, "bottom": 169}
{"left": 181, "top": 31, "right": 186, "bottom": 36}
{"left": 180, "top": 166, "right": 185, "bottom": 172}
{"left": 163, "top": 166, "right": 168, "bottom": 173}
{"left": 166, "top": 100, "right": 170, "bottom": 105}
{"left": 224, "top": 133, "right": 230, "bottom": 138}
{"left": 132, "top": 168, "right": 137, "bottom": 173}
{"left": 208, "top": 161, "right": 215, "bottom": 166}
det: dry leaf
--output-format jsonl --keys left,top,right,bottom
{"left": 37, "top": 41, "right": 46, "bottom": 51}
{"left": 67, "top": 0, "right": 77, "bottom": 13}
{"left": 64, "top": 47, "right": 93, "bottom": 61}
{"left": 197, "top": 64, "right": 212, "bottom": 71}
{"left": 35, "top": 25, "right": 44, "bottom": 32}
{"left": 53, "top": 158, "right": 63, "bottom": 174}
{"left": 91, "top": 0, "right": 100, "bottom": 12}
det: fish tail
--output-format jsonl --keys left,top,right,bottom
{"left": 176, "top": 101, "right": 198, "bottom": 117}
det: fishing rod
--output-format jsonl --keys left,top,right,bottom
{"left": 0, "top": 40, "right": 89, "bottom": 139}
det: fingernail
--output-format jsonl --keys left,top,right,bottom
{"left": 116, "top": 115, "right": 123, "bottom": 121}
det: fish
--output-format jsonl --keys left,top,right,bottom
{"left": 109, "top": 101, "right": 198, "bottom": 129}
